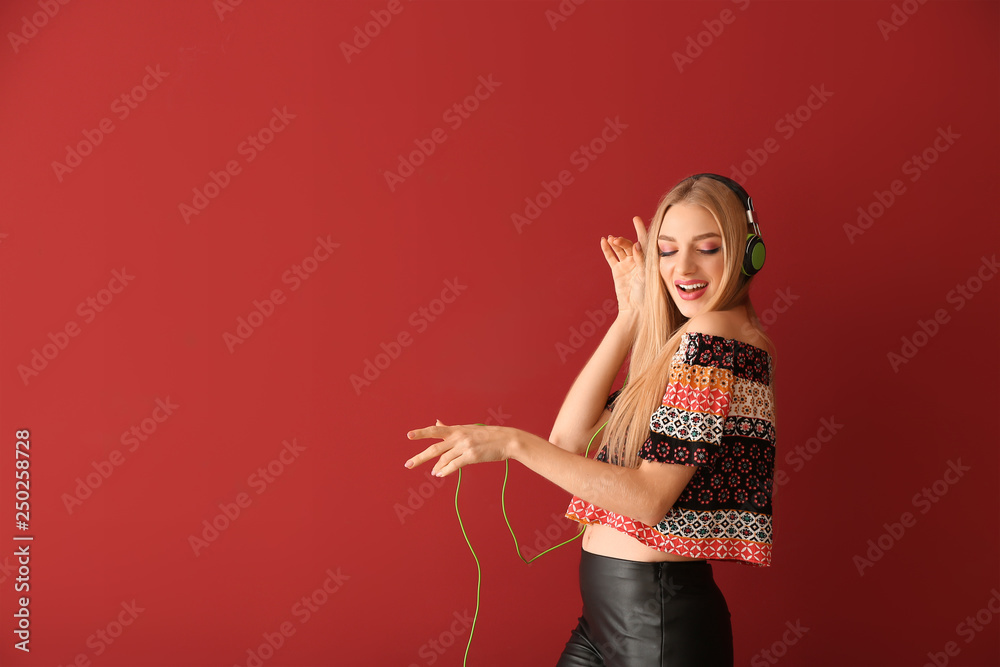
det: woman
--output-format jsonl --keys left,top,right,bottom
{"left": 404, "top": 173, "right": 777, "bottom": 666}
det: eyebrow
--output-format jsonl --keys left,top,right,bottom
{"left": 658, "top": 232, "right": 722, "bottom": 242}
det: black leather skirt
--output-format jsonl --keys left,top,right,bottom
{"left": 555, "top": 548, "right": 734, "bottom": 667}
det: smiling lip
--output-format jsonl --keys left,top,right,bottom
{"left": 676, "top": 280, "right": 708, "bottom": 300}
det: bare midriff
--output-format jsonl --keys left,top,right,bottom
{"left": 581, "top": 522, "right": 705, "bottom": 562}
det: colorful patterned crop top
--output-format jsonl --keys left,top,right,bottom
{"left": 564, "top": 331, "right": 777, "bottom": 567}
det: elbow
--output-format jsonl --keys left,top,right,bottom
{"left": 640, "top": 495, "right": 677, "bottom": 527}
{"left": 548, "top": 431, "right": 582, "bottom": 455}
{"left": 640, "top": 506, "right": 667, "bottom": 527}
{"left": 633, "top": 468, "right": 692, "bottom": 526}
{"left": 633, "top": 498, "right": 660, "bottom": 527}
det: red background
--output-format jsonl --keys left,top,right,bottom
{"left": 1, "top": 1, "right": 998, "bottom": 666}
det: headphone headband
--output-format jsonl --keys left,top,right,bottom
{"left": 685, "top": 172, "right": 766, "bottom": 276}
{"left": 688, "top": 173, "right": 760, "bottom": 234}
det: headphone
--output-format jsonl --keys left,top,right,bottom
{"left": 688, "top": 173, "right": 766, "bottom": 277}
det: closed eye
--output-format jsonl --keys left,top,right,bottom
{"left": 659, "top": 248, "right": 721, "bottom": 257}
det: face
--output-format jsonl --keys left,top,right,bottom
{"left": 657, "top": 203, "right": 726, "bottom": 319}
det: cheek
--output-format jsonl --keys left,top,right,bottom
{"left": 659, "top": 264, "right": 672, "bottom": 287}
{"left": 660, "top": 274, "right": 682, "bottom": 301}
{"left": 706, "top": 254, "right": 726, "bottom": 281}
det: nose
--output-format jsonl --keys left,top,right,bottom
{"left": 676, "top": 248, "right": 697, "bottom": 274}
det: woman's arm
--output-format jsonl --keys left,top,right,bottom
{"left": 510, "top": 428, "right": 698, "bottom": 526}
{"left": 548, "top": 311, "right": 638, "bottom": 455}
{"left": 405, "top": 420, "right": 694, "bottom": 525}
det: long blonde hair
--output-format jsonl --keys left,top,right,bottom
{"left": 600, "top": 175, "right": 777, "bottom": 468}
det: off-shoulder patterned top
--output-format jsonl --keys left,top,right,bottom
{"left": 564, "top": 331, "right": 777, "bottom": 567}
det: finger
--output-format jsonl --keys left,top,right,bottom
{"left": 434, "top": 451, "right": 465, "bottom": 478}
{"left": 607, "top": 235, "right": 628, "bottom": 261}
{"left": 406, "top": 421, "right": 450, "bottom": 441}
{"left": 432, "top": 448, "right": 464, "bottom": 477}
{"left": 403, "top": 438, "right": 452, "bottom": 469}
{"left": 632, "top": 216, "right": 648, "bottom": 245}
{"left": 600, "top": 236, "right": 622, "bottom": 266}
{"left": 611, "top": 236, "right": 636, "bottom": 263}
{"left": 631, "top": 237, "right": 645, "bottom": 265}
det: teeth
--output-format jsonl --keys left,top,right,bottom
{"left": 678, "top": 282, "right": 707, "bottom": 292}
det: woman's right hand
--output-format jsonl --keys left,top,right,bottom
{"left": 601, "top": 216, "right": 648, "bottom": 316}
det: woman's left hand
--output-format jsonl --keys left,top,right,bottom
{"left": 404, "top": 420, "right": 516, "bottom": 477}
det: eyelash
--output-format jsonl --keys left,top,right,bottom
{"left": 658, "top": 248, "right": 721, "bottom": 257}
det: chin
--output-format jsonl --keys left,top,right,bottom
{"left": 677, "top": 300, "right": 709, "bottom": 319}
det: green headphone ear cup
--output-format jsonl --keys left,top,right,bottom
{"left": 742, "top": 234, "right": 766, "bottom": 276}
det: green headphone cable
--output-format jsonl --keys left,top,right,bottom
{"left": 455, "top": 419, "right": 608, "bottom": 667}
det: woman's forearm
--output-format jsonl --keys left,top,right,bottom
{"left": 510, "top": 427, "right": 661, "bottom": 525}
{"left": 548, "top": 311, "right": 638, "bottom": 451}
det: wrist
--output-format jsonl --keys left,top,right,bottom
{"left": 507, "top": 428, "right": 524, "bottom": 462}
{"left": 615, "top": 309, "right": 639, "bottom": 329}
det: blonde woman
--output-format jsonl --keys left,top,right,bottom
{"left": 405, "top": 173, "right": 777, "bottom": 666}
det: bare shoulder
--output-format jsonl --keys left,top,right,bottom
{"left": 686, "top": 310, "right": 773, "bottom": 356}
